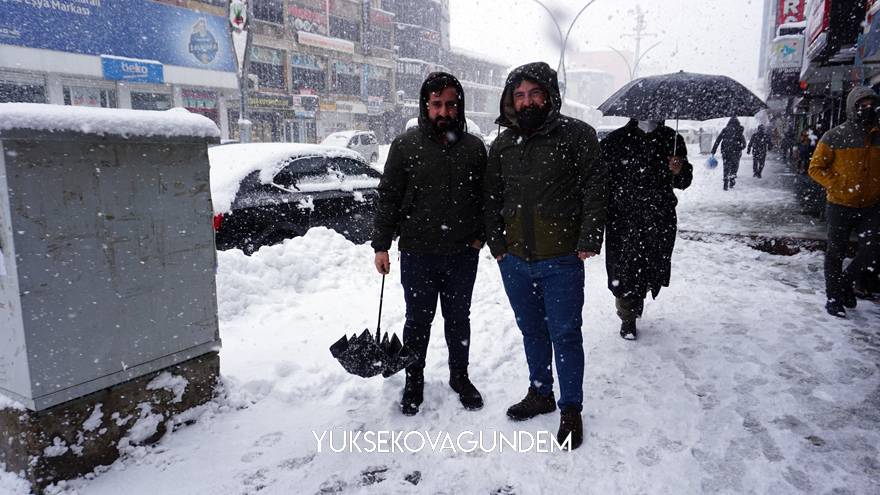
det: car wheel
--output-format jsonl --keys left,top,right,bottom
{"left": 370, "top": 153, "right": 378, "bottom": 163}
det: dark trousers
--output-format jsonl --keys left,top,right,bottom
{"left": 615, "top": 296, "right": 644, "bottom": 322}
{"left": 722, "top": 153, "right": 741, "bottom": 188}
{"left": 400, "top": 249, "right": 479, "bottom": 371}
{"left": 824, "top": 203, "right": 880, "bottom": 303}
{"left": 752, "top": 155, "right": 766, "bottom": 178}
{"left": 498, "top": 254, "right": 585, "bottom": 411}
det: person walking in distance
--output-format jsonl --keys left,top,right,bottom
{"left": 711, "top": 117, "right": 746, "bottom": 190}
{"left": 747, "top": 124, "right": 772, "bottom": 178}
{"left": 372, "top": 72, "right": 487, "bottom": 415}
{"left": 484, "top": 62, "right": 607, "bottom": 450}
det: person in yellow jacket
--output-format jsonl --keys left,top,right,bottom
{"left": 808, "top": 86, "right": 880, "bottom": 317}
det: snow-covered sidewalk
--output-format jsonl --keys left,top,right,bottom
{"left": 3, "top": 148, "right": 879, "bottom": 495}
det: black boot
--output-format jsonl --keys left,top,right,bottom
{"left": 729, "top": 177, "right": 736, "bottom": 189}
{"left": 557, "top": 407, "right": 583, "bottom": 450}
{"left": 506, "top": 386, "right": 556, "bottom": 421}
{"left": 825, "top": 300, "right": 846, "bottom": 318}
{"left": 843, "top": 287, "right": 857, "bottom": 309}
{"left": 449, "top": 368, "right": 483, "bottom": 411}
{"left": 620, "top": 320, "right": 637, "bottom": 340}
{"left": 400, "top": 368, "right": 424, "bottom": 416}
{"left": 723, "top": 179, "right": 729, "bottom": 191}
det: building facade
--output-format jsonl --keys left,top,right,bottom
{"left": 443, "top": 47, "right": 507, "bottom": 132}
{"left": 0, "top": 0, "right": 238, "bottom": 138}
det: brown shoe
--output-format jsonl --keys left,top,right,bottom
{"left": 506, "top": 386, "right": 556, "bottom": 421}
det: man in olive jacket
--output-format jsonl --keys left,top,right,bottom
{"left": 809, "top": 86, "right": 880, "bottom": 317}
{"left": 372, "top": 72, "right": 487, "bottom": 416}
{"left": 484, "top": 62, "right": 607, "bottom": 450}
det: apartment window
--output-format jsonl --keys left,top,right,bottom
{"left": 250, "top": 46, "right": 286, "bottom": 90}
{"left": 332, "top": 62, "right": 360, "bottom": 96}
{"left": 253, "top": 0, "right": 283, "bottom": 24}
{"left": 0, "top": 81, "right": 46, "bottom": 103}
{"left": 292, "top": 55, "right": 326, "bottom": 92}
{"left": 329, "top": 16, "right": 360, "bottom": 42}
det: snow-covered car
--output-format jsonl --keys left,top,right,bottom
{"left": 320, "top": 130, "right": 380, "bottom": 163}
{"left": 209, "top": 143, "right": 381, "bottom": 254}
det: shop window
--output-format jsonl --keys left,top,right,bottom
{"left": 63, "top": 86, "right": 116, "bottom": 108}
{"left": 253, "top": 0, "right": 283, "bottom": 24}
{"left": 367, "top": 79, "right": 390, "bottom": 98}
{"left": 292, "top": 67, "right": 326, "bottom": 92}
{"left": 0, "top": 81, "right": 46, "bottom": 103}
{"left": 131, "top": 92, "right": 172, "bottom": 111}
{"left": 329, "top": 16, "right": 360, "bottom": 42}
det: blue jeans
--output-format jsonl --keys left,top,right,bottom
{"left": 400, "top": 249, "right": 480, "bottom": 371}
{"left": 498, "top": 254, "right": 585, "bottom": 411}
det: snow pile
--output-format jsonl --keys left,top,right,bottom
{"left": 42, "top": 438, "right": 69, "bottom": 458}
{"left": 208, "top": 143, "right": 363, "bottom": 214}
{"left": 82, "top": 404, "right": 104, "bottom": 432}
{"left": 0, "top": 393, "right": 25, "bottom": 411}
{"left": 146, "top": 372, "right": 188, "bottom": 404}
{"left": 0, "top": 103, "right": 220, "bottom": 139}
{"left": 117, "top": 404, "right": 164, "bottom": 454}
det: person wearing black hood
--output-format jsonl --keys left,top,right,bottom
{"left": 711, "top": 117, "right": 747, "bottom": 190}
{"left": 747, "top": 124, "right": 772, "bottom": 178}
{"left": 372, "top": 72, "right": 487, "bottom": 416}
{"left": 484, "top": 62, "right": 607, "bottom": 450}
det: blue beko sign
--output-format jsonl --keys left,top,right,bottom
{"left": 0, "top": 0, "right": 235, "bottom": 73}
{"left": 101, "top": 56, "right": 164, "bottom": 84}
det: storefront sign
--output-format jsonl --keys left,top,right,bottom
{"left": 397, "top": 60, "right": 427, "bottom": 77}
{"left": 320, "top": 101, "right": 337, "bottom": 112}
{"left": 297, "top": 31, "right": 355, "bottom": 54}
{"left": 860, "top": 0, "right": 880, "bottom": 63}
{"left": 229, "top": 0, "right": 248, "bottom": 32}
{"left": 290, "top": 6, "right": 328, "bottom": 35}
{"left": 335, "top": 101, "right": 367, "bottom": 114}
{"left": 370, "top": 9, "right": 394, "bottom": 30}
{"left": 181, "top": 88, "right": 218, "bottom": 109}
{"left": 806, "top": 0, "right": 830, "bottom": 48}
{"left": 769, "top": 35, "right": 804, "bottom": 69}
{"left": 0, "top": 0, "right": 235, "bottom": 72}
{"left": 291, "top": 54, "right": 323, "bottom": 70}
{"left": 248, "top": 93, "right": 293, "bottom": 109}
{"left": 101, "top": 55, "right": 164, "bottom": 84}
{"left": 295, "top": 110, "right": 317, "bottom": 118}
{"left": 777, "top": 0, "right": 806, "bottom": 26}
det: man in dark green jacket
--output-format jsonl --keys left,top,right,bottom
{"left": 484, "top": 62, "right": 607, "bottom": 450}
{"left": 372, "top": 72, "right": 487, "bottom": 416}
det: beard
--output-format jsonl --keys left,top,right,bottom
{"left": 516, "top": 104, "right": 550, "bottom": 130}
{"left": 431, "top": 115, "right": 457, "bottom": 135}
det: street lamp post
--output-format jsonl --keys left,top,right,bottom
{"left": 528, "top": 0, "right": 600, "bottom": 101}
{"left": 229, "top": 0, "right": 254, "bottom": 143}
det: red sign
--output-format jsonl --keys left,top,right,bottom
{"left": 777, "top": 0, "right": 806, "bottom": 26}
{"left": 806, "top": 0, "right": 830, "bottom": 46}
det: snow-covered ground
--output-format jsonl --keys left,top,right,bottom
{"left": 3, "top": 154, "right": 878, "bottom": 495}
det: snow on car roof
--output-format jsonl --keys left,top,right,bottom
{"left": 0, "top": 103, "right": 220, "bottom": 139}
{"left": 325, "top": 130, "right": 371, "bottom": 139}
{"left": 208, "top": 143, "right": 362, "bottom": 214}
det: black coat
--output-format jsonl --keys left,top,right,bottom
{"left": 711, "top": 120, "right": 747, "bottom": 159}
{"left": 747, "top": 127, "right": 772, "bottom": 159}
{"left": 601, "top": 120, "right": 693, "bottom": 299}
{"left": 484, "top": 62, "right": 606, "bottom": 260}
{"left": 371, "top": 72, "right": 487, "bottom": 255}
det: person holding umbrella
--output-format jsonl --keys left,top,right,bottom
{"left": 484, "top": 62, "right": 607, "bottom": 450}
{"left": 808, "top": 86, "right": 880, "bottom": 318}
{"left": 601, "top": 119, "right": 693, "bottom": 340}
{"left": 747, "top": 124, "right": 773, "bottom": 178}
{"left": 711, "top": 117, "right": 747, "bottom": 190}
{"left": 372, "top": 72, "right": 487, "bottom": 416}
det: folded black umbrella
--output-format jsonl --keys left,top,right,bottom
{"left": 598, "top": 71, "right": 767, "bottom": 122}
{"left": 330, "top": 274, "right": 416, "bottom": 378}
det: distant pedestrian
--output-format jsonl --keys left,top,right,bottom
{"left": 601, "top": 119, "right": 692, "bottom": 340}
{"left": 711, "top": 117, "right": 747, "bottom": 190}
{"left": 797, "top": 128, "right": 817, "bottom": 174}
{"left": 808, "top": 86, "right": 880, "bottom": 318}
{"left": 747, "top": 124, "right": 772, "bottom": 178}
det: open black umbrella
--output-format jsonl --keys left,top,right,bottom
{"left": 598, "top": 71, "right": 767, "bottom": 121}
{"left": 329, "top": 274, "right": 416, "bottom": 378}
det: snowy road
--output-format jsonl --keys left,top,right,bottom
{"left": 4, "top": 153, "right": 878, "bottom": 495}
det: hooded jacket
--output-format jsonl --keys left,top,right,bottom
{"left": 484, "top": 62, "right": 607, "bottom": 260}
{"left": 809, "top": 86, "right": 880, "bottom": 208}
{"left": 747, "top": 125, "right": 772, "bottom": 159}
{"left": 711, "top": 117, "right": 747, "bottom": 157}
{"left": 371, "top": 72, "right": 487, "bottom": 254}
